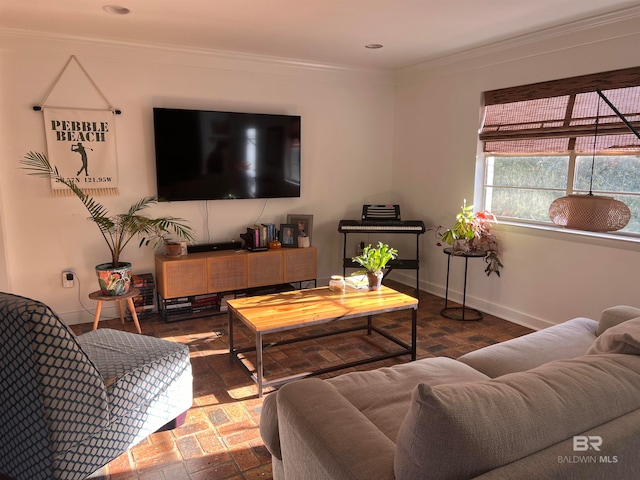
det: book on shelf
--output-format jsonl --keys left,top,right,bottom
{"left": 165, "top": 302, "right": 192, "bottom": 310}
{"left": 132, "top": 273, "right": 155, "bottom": 287}
{"left": 163, "top": 296, "right": 190, "bottom": 304}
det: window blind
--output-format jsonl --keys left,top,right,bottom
{"left": 480, "top": 67, "right": 640, "bottom": 154}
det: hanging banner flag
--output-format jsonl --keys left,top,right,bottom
{"left": 42, "top": 108, "right": 119, "bottom": 196}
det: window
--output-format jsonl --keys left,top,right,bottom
{"left": 479, "top": 67, "right": 640, "bottom": 235}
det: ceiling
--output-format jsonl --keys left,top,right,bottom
{"left": 2, "top": 0, "right": 640, "bottom": 70}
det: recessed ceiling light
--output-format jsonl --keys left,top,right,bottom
{"left": 365, "top": 44, "right": 384, "bottom": 49}
{"left": 103, "top": 5, "right": 130, "bottom": 15}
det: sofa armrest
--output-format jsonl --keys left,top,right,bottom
{"left": 276, "top": 378, "right": 395, "bottom": 480}
{"left": 598, "top": 305, "right": 640, "bottom": 336}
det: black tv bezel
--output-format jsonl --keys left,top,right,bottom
{"left": 152, "top": 107, "right": 301, "bottom": 202}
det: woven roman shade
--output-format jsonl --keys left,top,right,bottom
{"left": 480, "top": 66, "right": 640, "bottom": 154}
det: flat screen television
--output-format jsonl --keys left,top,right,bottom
{"left": 153, "top": 107, "right": 301, "bottom": 201}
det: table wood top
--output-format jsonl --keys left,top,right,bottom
{"left": 228, "top": 285, "right": 418, "bottom": 334}
{"left": 88, "top": 287, "right": 141, "bottom": 301}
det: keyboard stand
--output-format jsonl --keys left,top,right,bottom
{"left": 339, "top": 220, "right": 424, "bottom": 298}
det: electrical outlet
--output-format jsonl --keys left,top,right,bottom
{"left": 62, "top": 271, "right": 74, "bottom": 288}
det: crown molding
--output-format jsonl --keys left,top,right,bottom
{"left": 0, "top": 28, "right": 394, "bottom": 85}
{"left": 395, "top": 5, "right": 640, "bottom": 82}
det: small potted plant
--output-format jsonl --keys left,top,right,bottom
{"left": 351, "top": 241, "right": 398, "bottom": 290}
{"left": 21, "top": 151, "right": 195, "bottom": 295}
{"left": 435, "top": 199, "right": 503, "bottom": 277}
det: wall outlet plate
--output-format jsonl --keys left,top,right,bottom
{"left": 62, "top": 271, "right": 74, "bottom": 288}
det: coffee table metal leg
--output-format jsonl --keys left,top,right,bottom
{"left": 411, "top": 308, "right": 417, "bottom": 361}
{"left": 228, "top": 310, "right": 234, "bottom": 364}
{"left": 256, "top": 332, "right": 263, "bottom": 397}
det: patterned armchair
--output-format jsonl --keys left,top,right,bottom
{"left": 0, "top": 292, "right": 193, "bottom": 480}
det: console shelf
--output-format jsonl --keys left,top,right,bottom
{"left": 155, "top": 247, "right": 317, "bottom": 322}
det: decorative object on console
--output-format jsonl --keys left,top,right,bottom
{"left": 279, "top": 224, "right": 298, "bottom": 247}
{"left": 549, "top": 89, "right": 633, "bottom": 232}
{"left": 165, "top": 241, "right": 182, "bottom": 258}
{"left": 351, "top": 242, "right": 398, "bottom": 290}
{"left": 435, "top": 199, "right": 503, "bottom": 277}
{"left": 20, "top": 152, "right": 194, "bottom": 295}
{"left": 287, "top": 214, "right": 313, "bottom": 246}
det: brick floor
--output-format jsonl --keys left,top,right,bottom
{"left": 75, "top": 280, "right": 533, "bottom": 479}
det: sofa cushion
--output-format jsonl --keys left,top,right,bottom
{"left": 457, "top": 317, "right": 598, "bottom": 377}
{"left": 77, "top": 329, "right": 192, "bottom": 422}
{"left": 598, "top": 305, "right": 640, "bottom": 336}
{"left": 327, "top": 356, "right": 489, "bottom": 442}
{"left": 394, "top": 353, "right": 640, "bottom": 480}
{"left": 587, "top": 317, "right": 640, "bottom": 355}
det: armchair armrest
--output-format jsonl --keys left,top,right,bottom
{"left": 598, "top": 305, "right": 640, "bottom": 335}
{"left": 276, "top": 378, "right": 396, "bottom": 480}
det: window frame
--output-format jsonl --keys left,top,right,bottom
{"left": 478, "top": 67, "right": 640, "bottom": 240}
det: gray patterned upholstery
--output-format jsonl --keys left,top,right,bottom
{"left": 0, "top": 292, "right": 193, "bottom": 480}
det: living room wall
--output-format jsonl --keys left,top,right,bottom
{"left": 392, "top": 11, "right": 640, "bottom": 329}
{"left": 0, "top": 32, "right": 396, "bottom": 323}
{"left": 2, "top": 12, "right": 639, "bottom": 330}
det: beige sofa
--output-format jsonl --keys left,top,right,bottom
{"left": 260, "top": 306, "right": 640, "bottom": 479}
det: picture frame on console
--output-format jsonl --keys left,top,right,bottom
{"left": 279, "top": 224, "right": 298, "bottom": 247}
{"left": 287, "top": 214, "right": 313, "bottom": 246}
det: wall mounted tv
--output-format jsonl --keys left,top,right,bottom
{"left": 153, "top": 107, "right": 301, "bottom": 201}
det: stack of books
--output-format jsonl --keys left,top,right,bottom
{"left": 242, "top": 223, "right": 277, "bottom": 250}
{"left": 126, "top": 273, "right": 156, "bottom": 321}
{"left": 159, "top": 292, "right": 223, "bottom": 322}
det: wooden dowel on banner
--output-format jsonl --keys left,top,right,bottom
{"left": 33, "top": 105, "right": 121, "bottom": 114}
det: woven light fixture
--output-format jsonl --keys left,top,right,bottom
{"left": 549, "top": 89, "right": 632, "bottom": 232}
{"left": 548, "top": 194, "right": 630, "bottom": 232}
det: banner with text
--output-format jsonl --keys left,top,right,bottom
{"left": 43, "top": 108, "right": 119, "bottom": 196}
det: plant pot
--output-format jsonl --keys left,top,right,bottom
{"left": 366, "top": 271, "right": 383, "bottom": 291}
{"left": 95, "top": 262, "right": 132, "bottom": 296}
{"left": 165, "top": 242, "right": 182, "bottom": 258}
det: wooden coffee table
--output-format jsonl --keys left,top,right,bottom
{"left": 227, "top": 285, "right": 418, "bottom": 396}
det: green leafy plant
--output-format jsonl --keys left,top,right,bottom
{"left": 435, "top": 199, "right": 503, "bottom": 277}
{"left": 20, "top": 151, "right": 194, "bottom": 267}
{"left": 351, "top": 242, "right": 398, "bottom": 273}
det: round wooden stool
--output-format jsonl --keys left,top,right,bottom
{"left": 89, "top": 287, "right": 142, "bottom": 334}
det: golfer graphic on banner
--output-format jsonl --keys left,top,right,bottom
{"left": 43, "top": 108, "right": 119, "bottom": 196}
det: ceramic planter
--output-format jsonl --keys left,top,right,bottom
{"left": 95, "top": 262, "right": 132, "bottom": 296}
{"left": 165, "top": 242, "right": 182, "bottom": 258}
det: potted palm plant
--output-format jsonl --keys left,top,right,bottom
{"left": 21, "top": 151, "right": 195, "bottom": 295}
{"left": 351, "top": 241, "right": 398, "bottom": 290}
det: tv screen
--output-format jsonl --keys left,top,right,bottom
{"left": 153, "top": 108, "right": 301, "bottom": 201}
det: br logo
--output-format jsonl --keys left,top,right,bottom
{"left": 573, "top": 435, "right": 602, "bottom": 452}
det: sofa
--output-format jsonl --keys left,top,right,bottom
{"left": 260, "top": 305, "right": 640, "bottom": 479}
{"left": 0, "top": 292, "right": 193, "bottom": 480}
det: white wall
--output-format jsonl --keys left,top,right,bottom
{"left": 0, "top": 32, "right": 395, "bottom": 323}
{"left": 393, "top": 12, "right": 640, "bottom": 329}
{"left": 3, "top": 12, "right": 640, "bottom": 330}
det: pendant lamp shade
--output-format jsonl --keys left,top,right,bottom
{"left": 548, "top": 88, "right": 635, "bottom": 233}
{"left": 549, "top": 194, "right": 631, "bottom": 232}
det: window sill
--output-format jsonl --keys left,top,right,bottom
{"left": 495, "top": 219, "right": 640, "bottom": 251}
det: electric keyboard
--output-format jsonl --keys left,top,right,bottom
{"left": 338, "top": 219, "right": 426, "bottom": 234}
